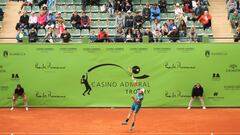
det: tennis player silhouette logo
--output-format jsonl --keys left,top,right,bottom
{"left": 81, "top": 73, "right": 92, "bottom": 96}
{"left": 81, "top": 64, "right": 150, "bottom": 96}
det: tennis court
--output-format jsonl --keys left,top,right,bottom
{"left": 1, "top": 108, "right": 240, "bottom": 135}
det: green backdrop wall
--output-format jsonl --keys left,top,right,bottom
{"left": 0, "top": 44, "right": 240, "bottom": 107}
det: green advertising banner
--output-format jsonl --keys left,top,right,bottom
{"left": 0, "top": 44, "right": 240, "bottom": 107}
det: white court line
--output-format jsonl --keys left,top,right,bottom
{"left": 2, "top": 132, "right": 240, "bottom": 135}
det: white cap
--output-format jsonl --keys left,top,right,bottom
{"left": 127, "top": 10, "right": 131, "bottom": 13}
{"left": 176, "top": 3, "right": 180, "bottom": 6}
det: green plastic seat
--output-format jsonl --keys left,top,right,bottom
{"left": 65, "top": 21, "right": 72, "bottom": 29}
{"left": 90, "top": 13, "right": 99, "bottom": 20}
{"left": 160, "top": 13, "right": 168, "bottom": 20}
{"left": 24, "top": 6, "right": 32, "bottom": 13}
{"left": 186, "top": 21, "right": 194, "bottom": 28}
{"left": 143, "top": 21, "right": 150, "bottom": 28}
{"left": 108, "top": 21, "right": 115, "bottom": 28}
{"left": 99, "top": 13, "right": 108, "bottom": 20}
{"left": 167, "top": 5, "right": 175, "bottom": 13}
{"left": 57, "top": 0, "right": 65, "bottom": 5}
{"left": 141, "top": 0, "right": 149, "bottom": 5}
{"left": 167, "top": 13, "right": 175, "bottom": 19}
{"left": 91, "top": 6, "right": 99, "bottom": 13}
{"left": 71, "top": 29, "right": 80, "bottom": 36}
{"left": 37, "top": 29, "right": 46, "bottom": 37}
{"left": 91, "top": 21, "right": 99, "bottom": 29}
{"left": 32, "top": 6, "right": 40, "bottom": 13}
{"left": 66, "top": 5, "right": 75, "bottom": 12}
{"left": 56, "top": 5, "right": 65, "bottom": 13}
{"left": 107, "top": 29, "right": 115, "bottom": 36}
{"left": 99, "top": 20, "right": 107, "bottom": 28}
{"left": 0, "top": 0, "right": 7, "bottom": 5}
{"left": 66, "top": 0, "right": 73, "bottom": 5}
{"left": 81, "top": 29, "right": 89, "bottom": 36}
{"left": 74, "top": 0, "right": 82, "bottom": 4}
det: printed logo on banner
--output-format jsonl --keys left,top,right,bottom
{"left": 2, "top": 50, "right": 26, "bottom": 57}
{"left": 0, "top": 85, "right": 9, "bottom": 91}
{"left": 11, "top": 73, "right": 20, "bottom": 81}
{"left": 226, "top": 64, "right": 240, "bottom": 72}
{"left": 224, "top": 85, "right": 240, "bottom": 90}
{"left": 205, "top": 50, "right": 210, "bottom": 57}
{"left": 164, "top": 62, "right": 196, "bottom": 70}
{"left": 0, "top": 65, "right": 6, "bottom": 73}
{"left": 204, "top": 50, "right": 228, "bottom": 57}
{"left": 208, "top": 92, "right": 224, "bottom": 100}
{"left": 35, "top": 90, "right": 66, "bottom": 98}
{"left": 80, "top": 64, "right": 150, "bottom": 96}
{"left": 165, "top": 90, "right": 191, "bottom": 98}
{"left": 35, "top": 62, "right": 66, "bottom": 70}
{"left": 212, "top": 73, "right": 221, "bottom": 80}
{"left": 3, "top": 50, "right": 8, "bottom": 58}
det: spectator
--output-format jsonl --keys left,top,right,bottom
{"left": 80, "top": 11, "right": 91, "bottom": 33}
{"left": 175, "top": 3, "right": 185, "bottom": 24}
{"left": 230, "top": 10, "right": 240, "bottom": 28}
{"left": 168, "top": 26, "right": 179, "bottom": 42}
{"left": 125, "top": 10, "right": 134, "bottom": 29}
{"left": 142, "top": 3, "right": 151, "bottom": 22}
{"left": 194, "top": 2, "right": 204, "bottom": 19}
{"left": 234, "top": 26, "right": 240, "bottom": 42}
{"left": 190, "top": 12, "right": 199, "bottom": 22}
{"left": 44, "top": 27, "right": 56, "bottom": 43}
{"left": 56, "top": 19, "right": 65, "bottom": 37}
{"left": 115, "top": 27, "right": 125, "bottom": 42}
{"left": 115, "top": 0, "right": 124, "bottom": 12}
{"left": 198, "top": 10, "right": 212, "bottom": 30}
{"left": 168, "top": 19, "right": 177, "bottom": 33}
{"left": 144, "top": 28, "right": 154, "bottom": 42}
{"left": 29, "top": 27, "right": 38, "bottom": 42}
{"left": 153, "top": 29, "right": 162, "bottom": 42}
{"left": 183, "top": 0, "right": 193, "bottom": 13}
{"left": 61, "top": 28, "right": 71, "bottom": 43}
{"left": 38, "top": 0, "right": 47, "bottom": 9}
{"left": 227, "top": 0, "right": 237, "bottom": 19}
{"left": 89, "top": 30, "right": 97, "bottom": 42}
{"left": 158, "top": 0, "right": 167, "bottom": 13}
{"left": 16, "top": 29, "right": 28, "bottom": 42}
{"left": 19, "top": 11, "right": 29, "bottom": 30}
{"left": 161, "top": 22, "right": 169, "bottom": 36}
{"left": 134, "top": 11, "right": 144, "bottom": 29}
{"left": 237, "top": 0, "right": 240, "bottom": 12}
{"left": 178, "top": 19, "right": 187, "bottom": 37}
{"left": 106, "top": 0, "right": 115, "bottom": 17}
{"left": 134, "top": 29, "right": 143, "bottom": 42}
{"left": 124, "top": 0, "right": 133, "bottom": 12}
{"left": 29, "top": 11, "right": 38, "bottom": 29}
{"left": 0, "top": 7, "right": 3, "bottom": 21}
{"left": 37, "top": 10, "right": 47, "bottom": 29}
{"left": 115, "top": 12, "right": 125, "bottom": 28}
{"left": 55, "top": 12, "right": 64, "bottom": 25}
{"left": 152, "top": 19, "right": 161, "bottom": 35}
{"left": 96, "top": 28, "right": 111, "bottom": 42}
{"left": 192, "top": 0, "right": 198, "bottom": 10}
{"left": 188, "top": 27, "right": 198, "bottom": 42}
{"left": 19, "top": 0, "right": 33, "bottom": 14}
{"left": 200, "top": 0, "right": 209, "bottom": 6}
{"left": 45, "top": 12, "right": 56, "bottom": 29}
{"left": 125, "top": 28, "right": 134, "bottom": 42}
{"left": 150, "top": 3, "right": 161, "bottom": 22}
{"left": 71, "top": 11, "right": 81, "bottom": 29}
{"left": 41, "top": 4, "right": 48, "bottom": 14}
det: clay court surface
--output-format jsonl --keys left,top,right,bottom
{"left": 0, "top": 108, "right": 240, "bottom": 135}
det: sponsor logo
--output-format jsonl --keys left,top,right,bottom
{"left": 208, "top": 92, "right": 224, "bottom": 99}
{"left": 224, "top": 85, "right": 240, "bottom": 90}
{"left": 35, "top": 90, "right": 66, "bottom": 98}
{"left": 2, "top": 50, "right": 26, "bottom": 57}
{"left": 81, "top": 64, "right": 150, "bottom": 96}
{"left": 226, "top": 64, "right": 240, "bottom": 72}
{"left": 205, "top": 50, "right": 228, "bottom": 57}
{"left": 35, "top": 62, "right": 66, "bottom": 70}
{"left": 0, "top": 85, "right": 9, "bottom": 91}
{"left": 164, "top": 62, "right": 196, "bottom": 69}
{"left": 11, "top": 73, "right": 20, "bottom": 81}
{"left": 3, "top": 50, "right": 8, "bottom": 57}
{"left": 212, "top": 73, "right": 221, "bottom": 80}
{"left": 0, "top": 65, "right": 6, "bottom": 73}
{"left": 165, "top": 90, "right": 191, "bottom": 98}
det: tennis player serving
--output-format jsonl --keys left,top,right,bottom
{"left": 122, "top": 71, "right": 144, "bottom": 131}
